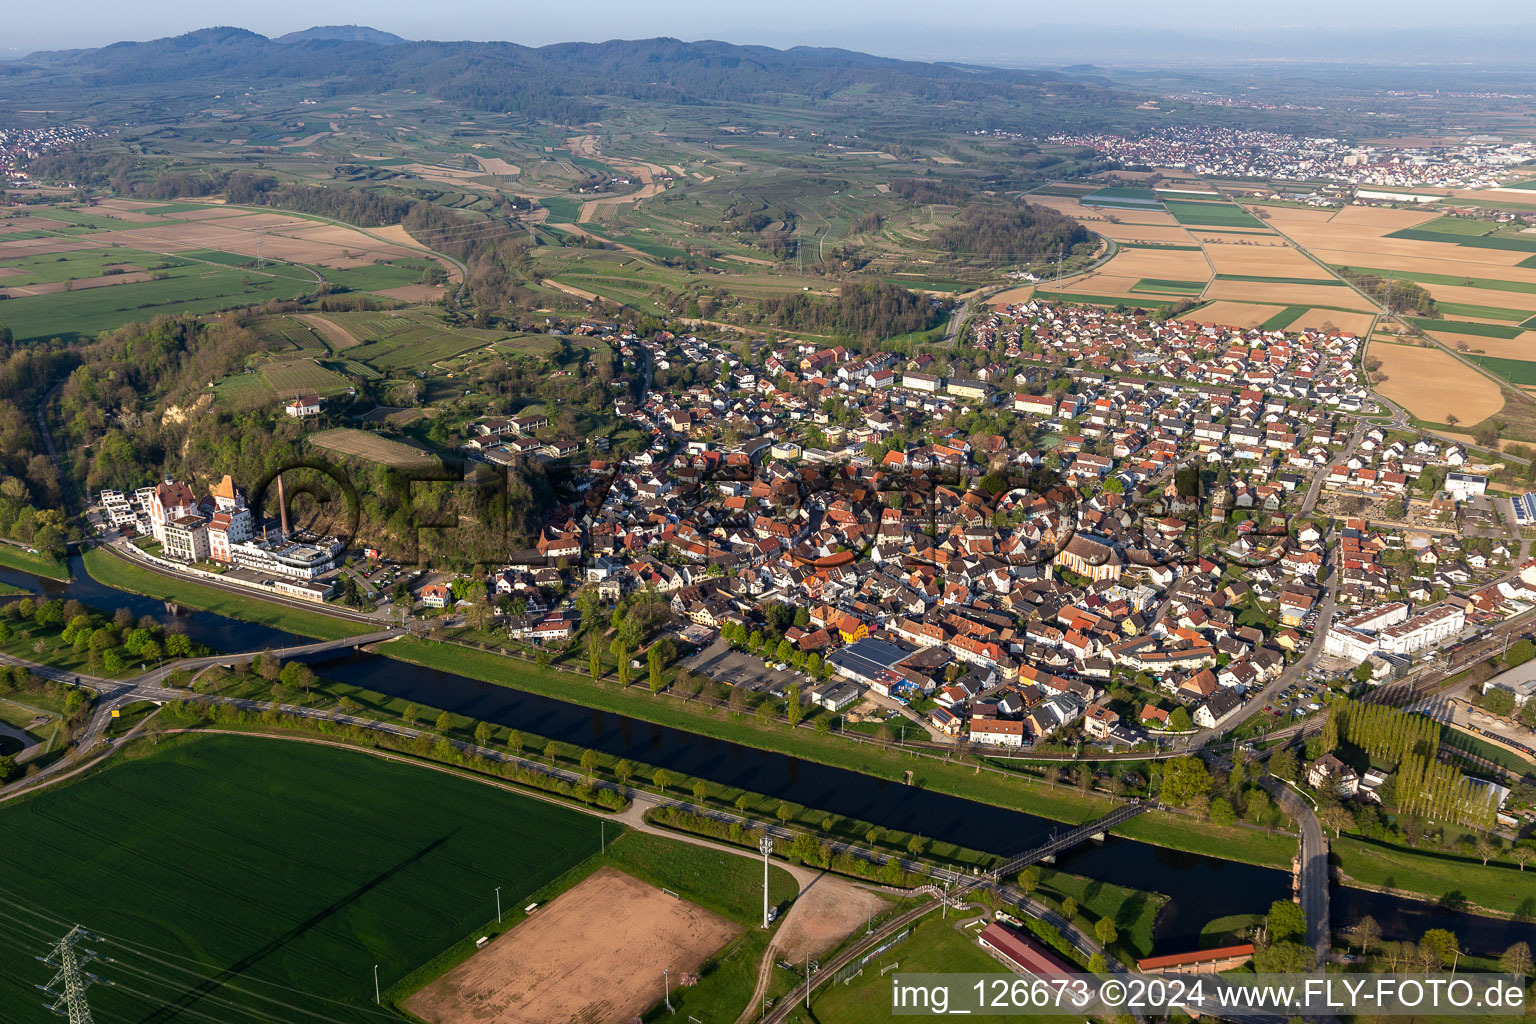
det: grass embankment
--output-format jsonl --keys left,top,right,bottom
{"left": 0, "top": 544, "right": 69, "bottom": 581}
{"left": 1333, "top": 836, "right": 1536, "bottom": 919}
{"left": 0, "top": 732, "right": 604, "bottom": 1023}
{"left": 383, "top": 637, "right": 1297, "bottom": 869}
{"left": 81, "top": 546, "right": 371, "bottom": 640}
{"left": 1033, "top": 867, "right": 1167, "bottom": 960}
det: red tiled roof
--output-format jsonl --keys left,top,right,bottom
{"left": 1137, "top": 944, "right": 1254, "bottom": 971}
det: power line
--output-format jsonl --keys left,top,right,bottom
{"left": 39, "top": 925, "right": 109, "bottom": 1024}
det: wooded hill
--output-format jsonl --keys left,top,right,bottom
{"left": 2, "top": 27, "right": 1141, "bottom": 131}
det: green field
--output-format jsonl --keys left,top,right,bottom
{"left": 1334, "top": 265, "right": 1536, "bottom": 294}
{"left": 1261, "top": 305, "right": 1310, "bottom": 331}
{"left": 1434, "top": 301, "right": 1536, "bottom": 322}
{"left": 317, "top": 258, "right": 439, "bottom": 293}
{"left": 0, "top": 733, "right": 604, "bottom": 1024}
{"left": 1410, "top": 317, "right": 1527, "bottom": 340}
{"left": 1162, "top": 200, "right": 1265, "bottom": 229}
{"left": 80, "top": 547, "right": 369, "bottom": 641}
{"left": 1131, "top": 277, "right": 1206, "bottom": 295}
{"left": 1387, "top": 227, "right": 1536, "bottom": 254}
{"left": 1466, "top": 354, "right": 1536, "bottom": 386}
{"left": 1439, "top": 726, "right": 1536, "bottom": 775}
{"left": 538, "top": 196, "right": 582, "bottom": 222}
{"left": 0, "top": 264, "right": 317, "bottom": 342}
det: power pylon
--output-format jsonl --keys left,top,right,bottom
{"left": 38, "top": 925, "right": 109, "bottom": 1024}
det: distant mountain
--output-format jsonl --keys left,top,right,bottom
{"left": 3, "top": 29, "right": 1138, "bottom": 131}
{"left": 275, "top": 25, "right": 407, "bottom": 46}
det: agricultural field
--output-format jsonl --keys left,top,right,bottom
{"left": 211, "top": 309, "right": 543, "bottom": 407}
{"left": 1162, "top": 199, "right": 1267, "bottom": 229}
{"left": 1021, "top": 186, "right": 1387, "bottom": 319}
{"left": 1369, "top": 340, "right": 1505, "bottom": 426}
{"left": 310, "top": 427, "right": 439, "bottom": 467}
{"left": 0, "top": 200, "right": 455, "bottom": 341}
{"left": 0, "top": 734, "right": 604, "bottom": 1024}
{"left": 1179, "top": 301, "right": 1290, "bottom": 329}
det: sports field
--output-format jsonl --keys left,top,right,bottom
{"left": 0, "top": 734, "right": 603, "bottom": 1024}
{"left": 408, "top": 866, "right": 739, "bottom": 1024}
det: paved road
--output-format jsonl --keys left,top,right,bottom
{"left": 1300, "top": 420, "right": 1366, "bottom": 517}
{"left": 1258, "top": 776, "right": 1329, "bottom": 969}
{"left": 0, "top": 628, "right": 404, "bottom": 789}
{"left": 104, "top": 539, "right": 399, "bottom": 627}
{"left": 940, "top": 299, "right": 970, "bottom": 349}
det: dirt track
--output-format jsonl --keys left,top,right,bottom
{"left": 406, "top": 866, "right": 738, "bottom": 1024}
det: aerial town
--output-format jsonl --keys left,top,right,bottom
{"left": 5, "top": 10, "right": 1536, "bottom": 1024}
{"left": 88, "top": 303, "right": 1536, "bottom": 774}
{"left": 1048, "top": 127, "right": 1536, "bottom": 190}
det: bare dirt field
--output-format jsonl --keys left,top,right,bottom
{"left": 541, "top": 278, "right": 601, "bottom": 302}
{"left": 1099, "top": 224, "right": 1202, "bottom": 244}
{"left": 1098, "top": 246, "right": 1212, "bottom": 280}
{"left": 1188, "top": 227, "right": 1276, "bottom": 239}
{"left": 1289, "top": 308, "right": 1377, "bottom": 336}
{"left": 1412, "top": 282, "right": 1536, "bottom": 313}
{"left": 1371, "top": 341, "right": 1504, "bottom": 424}
{"left": 988, "top": 285, "right": 1038, "bottom": 308}
{"left": 1180, "top": 301, "right": 1287, "bottom": 328}
{"left": 0, "top": 270, "right": 153, "bottom": 299}
{"left": 376, "top": 284, "right": 446, "bottom": 302}
{"left": 406, "top": 867, "right": 739, "bottom": 1024}
{"left": 310, "top": 427, "right": 438, "bottom": 468}
{"left": 1202, "top": 240, "right": 1334, "bottom": 280}
{"left": 773, "top": 875, "right": 889, "bottom": 962}
{"left": 0, "top": 236, "right": 100, "bottom": 258}
{"left": 473, "top": 156, "right": 521, "bottom": 176}
{"left": 1203, "top": 278, "right": 1376, "bottom": 309}
{"left": 296, "top": 313, "right": 361, "bottom": 349}
{"left": 1414, "top": 329, "right": 1536, "bottom": 360}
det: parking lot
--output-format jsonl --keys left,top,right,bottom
{"left": 1262, "top": 677, "right": 1333, "bottom": 722}
{"left": 683, "top": 638, "right": 810, "bottom": 697}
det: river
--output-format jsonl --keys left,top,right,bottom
{"left": 4, "top": 555, "right": 1523, "bottom": 956}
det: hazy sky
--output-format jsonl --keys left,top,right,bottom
{"left": 6, "top": 0, "right": 1534, "bottom": 56}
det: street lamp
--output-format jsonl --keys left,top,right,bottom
{"left": 373, "top": 964, "right": 380, "bottom": 1005}
{"left": 495, "top": 886, "right": 502, "bottom": 924}
{"left": 760, "top": 835, "right": 775, "bottom": 929}
{"left": 664, "top": 968, "right": 673, "bottom": 1013}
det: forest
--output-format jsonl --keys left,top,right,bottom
{"left": 759, "top": 282, "right": 945, "bottom": 341}
{"left": 933, "top": 203, "right": 1095, "bottom": 264}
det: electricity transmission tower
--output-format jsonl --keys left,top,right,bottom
{"left": 39, "top": 925, "right": 109, "bottom": 1024}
